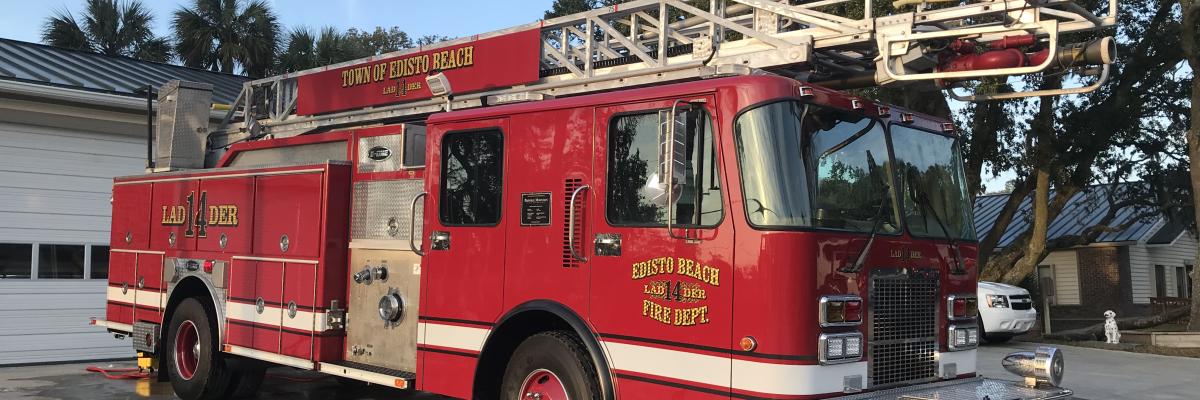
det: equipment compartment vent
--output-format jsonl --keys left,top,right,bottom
{"left": 562, "top": 178, "right": 585, "bottom": 267}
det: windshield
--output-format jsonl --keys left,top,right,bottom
{"left": 891, "top": 125, "right": 975, "bottom": 240}
{"left": 734, "top": 101, "right": 899, "bottom": 233}
{"left": 734, "top": 100, "right": 974, "bottom": 238}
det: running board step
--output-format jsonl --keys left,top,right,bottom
{"left": 318, "top": 361, "right": 415, "bottom": 389}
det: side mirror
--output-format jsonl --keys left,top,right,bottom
{"left": 644, "top": 103, "right": 698, "bottom": 207}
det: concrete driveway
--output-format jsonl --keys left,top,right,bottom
{"left": 977, "top": 341, "right": 1200, "bottom": 400}
{"left": 2, "top": 342, "right": 1197, "bottom": 399}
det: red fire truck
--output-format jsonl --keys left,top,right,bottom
{"left": 93, "top": 0, "right": 1114, "bottom": 398}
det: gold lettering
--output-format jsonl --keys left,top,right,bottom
{"left": 642, "top": 300, "right": 673, "bottom": 324}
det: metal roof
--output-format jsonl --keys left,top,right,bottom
{"left": 0, "top": 38, "right": 248, "bottom": 105}
{"left": 973, "top": 183, "right": 1163, "bottom": 248}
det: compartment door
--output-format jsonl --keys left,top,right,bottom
{"left": 133, "top": 253, "right": 165, "bottom": 323}
{"left": 281, "top": 262, "right": 317, "bottom": 359}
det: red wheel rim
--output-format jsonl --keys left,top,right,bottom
{"left": 519, "top": 369, "right": 569, "bottom": 400}
{"left": 174, "top": 320, "right": 199, "bottom": 380}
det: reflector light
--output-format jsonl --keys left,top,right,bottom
{"left": 827, "top": 301, "right": 845, "bottom": 323}
{"left": 820, "top": 295, "right": 863, "bottom": 327}
{"left": 851, "top": 99, "right": 864, "bottom": 110}
{"left": 947, "top": 294, "right": 977, "bottom": 320}
{"left": 844, "top": 300, "right": 862, "bottom": 323}
{"left": 877, "top": 106, "right": 890, "bottom": 116}
{"left": 901, "top": 112, "right": 915, "bottom": 123}
{"left": 739, "top": 336, "right": 758, "bottom": 352}
{"left": 799, "top": 86, "right": 814, "bottom": 97}
{"left": 941, "top": 122, "right": 956, "bottom": 133}
{"left": 203, "top": 260, "right": 214, "bottom": 274}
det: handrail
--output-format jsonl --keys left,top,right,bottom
{"left": 409, "top": 192, "right": 428, "bottom": 256}
{"left": 568, "top": 185, "right": 590, "bottom": 262}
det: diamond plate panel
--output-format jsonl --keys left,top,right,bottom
{"left": 352, "top": 180, "right": 424, "bottom": 242}
{"left": 357, "top": 135, "right": 404, "bottom": 173}
{"left": 836, "top": 377, "right": 1073, "bottom": 400}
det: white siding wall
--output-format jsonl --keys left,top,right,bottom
{"left": 1043, "top": 250, "right": 1082, "bottom": 305}
{"left": 0, "top": 120, "right": 144, "bottom": 365}
{"left": 1147, "top": 233, "right": 1198, "bottom": 298}
{"left": 1128, "top": 245, "right": 1154, "bottom": 304}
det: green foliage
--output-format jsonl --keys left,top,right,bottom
{"left": 172, "top": 0, "right": 280, "bottom": 77}
{"left": 42, "top": 0, "right": 173, "bottom": 63}
{"left": 273, "top": 25, "right": 452, "bottom": 74}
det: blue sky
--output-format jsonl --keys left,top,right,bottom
{"left": 0, "top": 0, "right": 555, "bottom": 43}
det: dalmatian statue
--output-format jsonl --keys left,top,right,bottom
{"left": 1103, "top": 310, "right": 1120, "bottom": 344}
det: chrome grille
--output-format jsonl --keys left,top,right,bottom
{"left": 869, "top": 268, "right": 939, "bottom": 388}
{"left": 1009, "top": 294, "right": 1033, "bottom": 310}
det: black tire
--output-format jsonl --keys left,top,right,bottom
{"left": 985, "top": 334, "right": 1013, "bottom": 343}
{"left": 227, "top": 359, "right": 267, "bottom": 398}
{"left": 499, "top": 331, "right": 600, "bottom": 400}
{"left": 167, "top": 297, "right": 235, "bottom": 400}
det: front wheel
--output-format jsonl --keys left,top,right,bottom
{"left": 167, "top": 297, "right": 235, "bottom": 400}
{"left": 500, "top": 331, "right": 600, "bottom": 400}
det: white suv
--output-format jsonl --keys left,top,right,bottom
{"left": 977, "top": 281, "right": 1038, "bottom": 343}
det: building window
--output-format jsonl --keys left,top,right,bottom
{"left": 607, "top": 110, "right": 721, "bottom": 226}
{"left": 90, "top": 246, "right": 110, "bottom": 279}
{"left": 1177, "top": 266, "right": 1190, "bottom": 299}
{"left": 1186, "top": 265, "right": 1195, "bottom": 299}
{"left": 38, "top": 244, "right": 85, "bottom": 279}
{"left": 440, "top": 129, "right": 504, "bottom": 225}
{"left": 0, "top": 243, "right": 33, "bottom": 279}
{"left": 1155, "top": 265, "right": 1167, "bottom": 297}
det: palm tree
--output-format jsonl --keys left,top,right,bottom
{"left": 172, "top": 0, "right": 279, "bottom": 77}
{"left": 42, "top": 0, "right": 172, "bottom": 63}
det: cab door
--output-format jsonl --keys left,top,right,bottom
{"left": 419, "top": 119, "right": 509, "bottom": 397}
{"left": 588, "top": 97, "right": 734, "bottom": 398}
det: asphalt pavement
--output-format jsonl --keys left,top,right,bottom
{"left": 1, "top": 342, "right": 1197, "bottom": 399}
{"left": 976, "top": 341, "right": 1200, "bottom": 400}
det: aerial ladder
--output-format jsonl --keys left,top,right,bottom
{"left": 209, "top": 0, "right": 1116, "bottom": 159}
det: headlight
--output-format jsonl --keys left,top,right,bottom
{"left": 1003, "top": 346, "right": 1065, "bottom": 387}
{"left": 986, "top": 294, "right": 1010, "bottom": 308}
{"left": 947, "top": 324, "right": 979, "bottom": 351}
{"left": 819, "top": 332, "right": 863, "bottom": 364}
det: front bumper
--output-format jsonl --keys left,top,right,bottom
{"left": 982, "top": 308, "right": 1038, "bottom": 334}
{"left": 833, "top": 377, "right": 1071, "bottom": 400}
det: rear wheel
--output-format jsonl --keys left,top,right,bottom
{"left": 167, "top": 298, "right": 235, "bottom": 400}
{"left": 227, "top": 359, "right": 267, "bottom": 398}
{"left": 500, "top": 331, "right": 600, "bottom": 400}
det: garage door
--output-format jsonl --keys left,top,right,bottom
{"left": 0, "top": 120, "right": 144, "bottom": 365}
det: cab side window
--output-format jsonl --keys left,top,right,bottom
{"left": 440, "top": 130, "right": 504, "bottom": 225}
{"left": 607, "top": 111, "right": 722, "bottom": 226}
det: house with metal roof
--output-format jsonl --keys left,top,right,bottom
{"left": 0, "top": 37, "right": 249, "bottom": 365}
{"left": 973, "top": 184, "right": 1196, "bottom": 332}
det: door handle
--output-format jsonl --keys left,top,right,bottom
{"left": 594, "top": 233, "right": 622, "bottom": 256}
{"left": 430, "top": 231, "right": 450, "bottom": 251}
